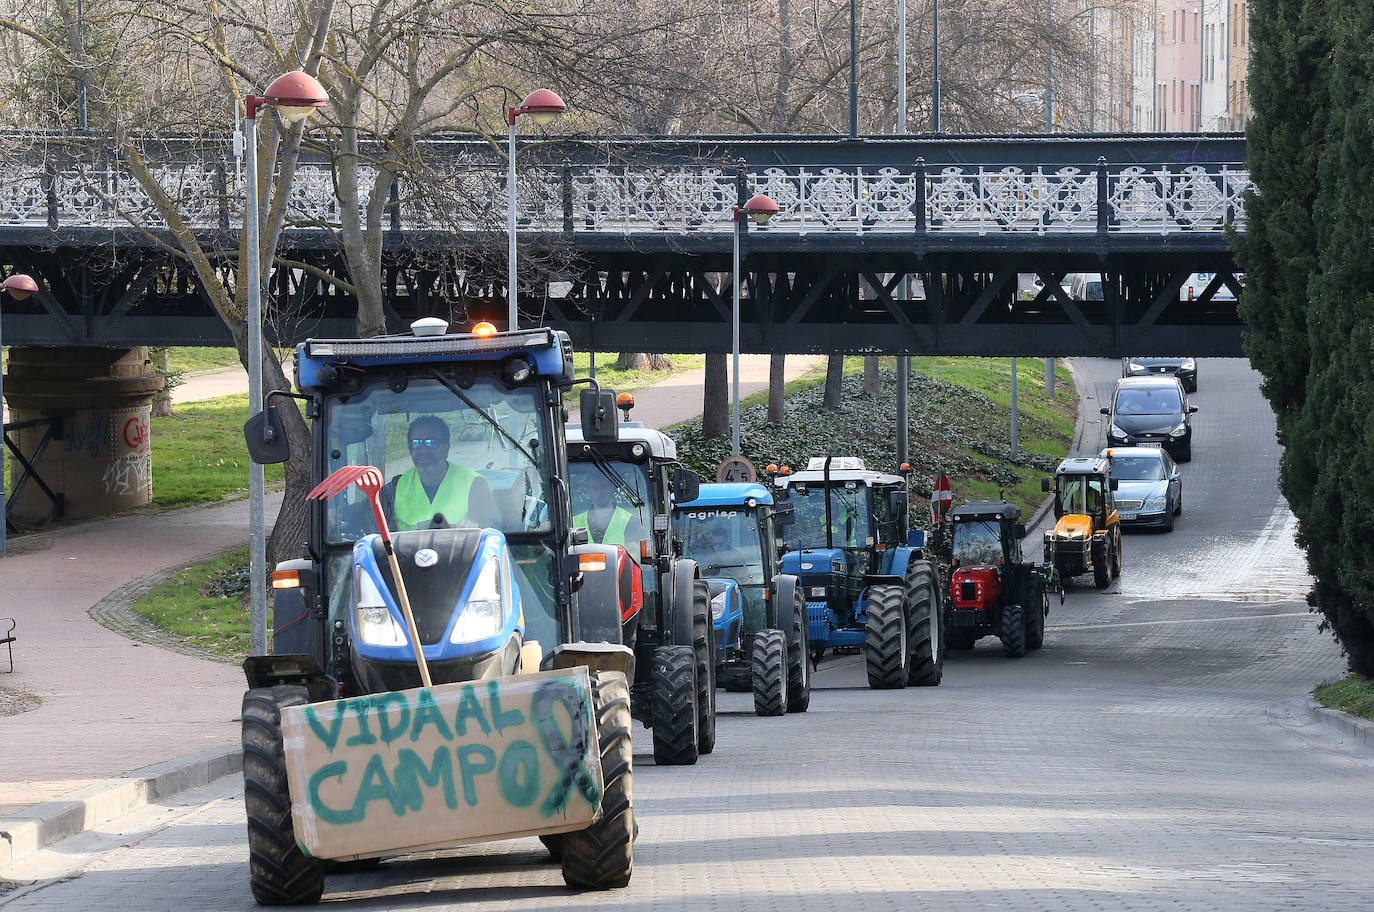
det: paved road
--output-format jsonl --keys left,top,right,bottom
{"left": 3, "top": 358, "right": 1368, "bottom": 911}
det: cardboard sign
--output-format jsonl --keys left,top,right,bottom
{"left": 281, "top": 668, "right": 603, "bottom": 860}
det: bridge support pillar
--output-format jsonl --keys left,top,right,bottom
{"left": 3, "top": 347, "right": 164, "bottom": 524}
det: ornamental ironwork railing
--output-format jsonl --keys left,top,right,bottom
{"left": 0, "top": 158, "right": 1252, "bottom": 237}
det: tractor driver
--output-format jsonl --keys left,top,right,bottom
{"left": 572, "top": 470, "right": 646, "bottom": 549}
{"left": 381, "top": 415, "right": 498, "bottom": 531}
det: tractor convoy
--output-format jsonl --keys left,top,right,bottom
{"left": 238, "top": 316, "right": 1098, "bottom": 905}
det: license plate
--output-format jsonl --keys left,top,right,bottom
{"left": 1140, "top": 442, "right": 1162, "bottom": 448}
{"left": 809, "top": 587, "right": 827, "bottom": 598}
{"left": 1119, "top": 512, "right": 1137, "bottom": 521}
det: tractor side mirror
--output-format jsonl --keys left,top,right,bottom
{"left": 1015, "top": 523, "right": 1027, "bottom": 539}
{"left": 1099, "top": 407, "right": 1110, "bottom": 416}
{"left": 671, "top": 467, "right": 700, "bottom": 505}
{"left": 1110, "top": 478, "right": 1120, "bottom": 491}
{"left": 1041, "top": 477, "right": 1052, "bottom": 493}
{"left": 243, "top": 406, "right": 290, "bottom": 465}
{"left": 888, "top": 491, "right": 908, "bottom": 515}
{"left": 579, "top": 388, "right": 619, "bottom": 442}
{"left": 772, "top": 502, "right": 796, "bottom": 528}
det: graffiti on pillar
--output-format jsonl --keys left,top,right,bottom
{"left": 122, "top": 415, "right": 150, "bottom": 453}
{"left": 103, "top": 452, "right": 151, "bottom": 497}
{"left": 65, "top": 415, "right": 109, "bottom": 459}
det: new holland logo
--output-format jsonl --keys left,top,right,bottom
{"left": 414, "top": 548, "right": 439, "bottom": 568}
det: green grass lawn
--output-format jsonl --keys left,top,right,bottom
{"left": 1314, "top": 674, "right": 1374, "bottom": 721}
{"left": 131, "top": 547, "right": 255, "bottom": 662}
{"left": 166, "top": 347, "right": 244, "bottom": 374}
{"left": 151, "top": 394, "right": 283, "bottom": 508}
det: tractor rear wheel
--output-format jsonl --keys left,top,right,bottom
{"left": 785, "top": 588, "right": 811, "bottom": 713}
{"left": 562, "top": 670, "right": 634, "bottom": 890}
{"left": 864, "top": 584, "right": 909, "bottom": 689}
{"left": 1000, "top": 603, "right": 1028, "bottom": 657}
{"left": 242, "top": 685, "right": 325, "bottom": 906}
{"left": 650, "top": 646, "right": 699, "bottom": 765}
{"left": 692, "top": 580, "right": 717, "bottom": 755}
{"left": 751, "top": 628, "right": 788, "bottom": 716}
{"left": 905, "top": 572, "right": 944, "bottom": 686}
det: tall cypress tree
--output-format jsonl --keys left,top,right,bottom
{"left": 1296, "top": 0, "right": 1374, "bottom": 673}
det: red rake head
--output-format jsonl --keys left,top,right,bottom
{"left": 308, "top": 466, "right": 392, "bottom": 541}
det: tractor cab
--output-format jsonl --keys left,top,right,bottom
{"left": 774, "top": 457, "right": 911, "bottom": 580}
{"left": 244, "top": 319, "right": 630, "bottom": 696}
{"left": 1041, "top": 456, "right": 1122, "bottom": 589}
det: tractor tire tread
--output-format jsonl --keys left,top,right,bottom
{"left": 692, "top": 580, "right": 718, "bottom": 754}
{"left": 650, "top": 646, "right": 698, "bottom": 765}
{"left": 751, "top": 628, "right": 788, "bottom": 716}
{"left": 1001, "top": 602, "right": 1028, "bottom": 657}
{"left": 905, "top": 568, "right": 944, "bottom": 686}
{"left": 242, "top": 685, "right": 326, "bottom": 906}
{"left": 561, "top": 671, "right": 634, "bottom": 890}
{"left": 785, "top": 588, "right": 811, "bottom": 712}
{"left": 865, "top": 584, "right": 909, "bottom": 689}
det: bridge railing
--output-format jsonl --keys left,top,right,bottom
{"left": 0, "top": 158, "right": 1252, "bottom": 237}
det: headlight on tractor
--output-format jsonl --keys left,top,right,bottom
{"left": 356, "top": 570, "right": 406, "bottom": 647}
{"left": 711, "top": 591, "right": 728, "bottom": 620}
{"left": 451, "top": 557, "right": 506, "bottom": 644}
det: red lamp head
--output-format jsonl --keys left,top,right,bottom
{"left": 2, "top": 273, "right": 38, "bottom": 300}
{"left": 516, "top": 88, "right": 566, "bottom": 126}
{"left": 263, "top": 70, "right": 329, "bottom": 124}
{"left": 743, "top": 193, "right": 779, "bottom": 224}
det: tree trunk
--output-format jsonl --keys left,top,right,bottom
{"left": 615, "top": 352, "right": 674, "bottom": 371}
{"left": 149, "top": 347, "right": 177, "bottom": 418}
{"left": 702, "top": 352, "right": 729, "bottom": 437}
{"left": 767, "top": 353, "right": 786, "bottom": 423}
{"left": 823, "top": 354, "right": 844, "bottom": 409}
{"left": 863, "top": 356, "right": 880, "bottom": 397}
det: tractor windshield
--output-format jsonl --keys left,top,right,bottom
{"left": 567, "top": 459, "right": 650, "bottom": 551}
{"left": 782, "top": 482, "right": 869, "bottom": 550}
{"left": 677, "top": 506, "right": 767, "bottom": 631}
{"left": 952, "top": 521, "right": 1003, "bottom": 566}
{"left": 1056, "top": 476, "right": 1105, "bottom": 517}
{"left": 321, "top": 376, "right": 553, "bottom": 544}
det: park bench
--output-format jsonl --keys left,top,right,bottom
{"left": 1, "top": 618, "right": 14, "bottom": 673}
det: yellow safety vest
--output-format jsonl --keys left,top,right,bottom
{"left": 395, "top": 465, "right": 479, "bottom": 531}
{"left": 573, "top": 507, "right": 634, "bottom": 546}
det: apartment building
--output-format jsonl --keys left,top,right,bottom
{"left": 1130, "top": 0, "right": 1248, "bottom": 132}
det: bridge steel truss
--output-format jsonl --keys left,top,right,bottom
{"left": 0, "top": 133, "right": 1248, "bottom": 356}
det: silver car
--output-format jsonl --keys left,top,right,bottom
{"left": 1101, "top": 447, "right": 1182, "bottom": 532}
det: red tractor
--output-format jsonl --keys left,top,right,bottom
{"left": 945, "top": 500, "right": 1051, "bottom": 657}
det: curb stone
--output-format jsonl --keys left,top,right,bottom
{"left": 1306, "top": 699, "right": 1374, "bottom": 750}
{"left": 0, "top": 747, "right": 240, "bottom": 868}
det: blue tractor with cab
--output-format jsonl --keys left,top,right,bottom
{"left": 240, "top": 318, "right": 638, "bottom": 901}
{"left": 772, "top": 457, "right": 945, "bottom": 689}
{"left": 674, "top": 482, "right": 810, "bottom": 715}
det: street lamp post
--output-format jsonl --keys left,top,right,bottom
{"left": 243, "top": 70, "right": 328, "bottom": 657}
{"left": 0, "top": 274, "right": 39, "bottom": 557}
{"left": 730, "top": 193, "right": 779, "bottom": 457}
{"left": 507, "top": 89, "right": 566, "bottom": 331}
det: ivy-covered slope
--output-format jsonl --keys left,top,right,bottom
{"left": 666, "top": 361, "right": 1077, "bottom": 522}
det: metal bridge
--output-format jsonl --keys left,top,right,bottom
{"left": 0, "top": 133, "right": 1248, "bottom": 356}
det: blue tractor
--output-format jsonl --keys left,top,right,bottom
{"left": 674, "top": 483, "right": 810, "bottom": 715}
{"left": 566, "top": 417, "right": 717, "bottom": 765}
{"left": 772, "top": 457, "right": 945, "bottom": 689}
{"left": 241, "top": 319, "right": 637, "bottom": 901}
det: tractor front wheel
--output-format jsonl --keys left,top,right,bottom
{"left": 650, "top": 646, "right": 699, "bottom": 765}
{"left": 785, "top": 588, "right": 811, "bottom": 713}
{"left": 1000, "top": 603, "right": 1028, "bottom": 657}
{"left": 751, "top": 628, "right": 789, "bottom": 716}
{"left": 242, "top": 685, "right": 326, "bottom": 906}
{"left": 1027, "top": 587, "right": 1048, "bottom": 650}
{"left": 905, "top": 572, "right": 944, "bottom": 686}
{"left": 865, "top": 584, "right": 909, "bottom": 689}
{"left": 692, "top": 580, "right": 718, "bottom": 755}
{"left": 561, "top": 670, "right": 634, "bottom": 890}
